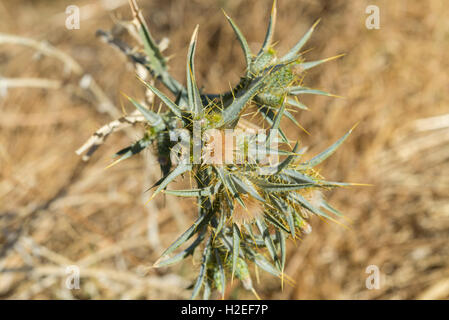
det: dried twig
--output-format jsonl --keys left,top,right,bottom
{"left": 75, "top": 111, "right": 145, "bottom": 161}
{"left": 0, "top": 33, "right": 120, "bottom": 118}
{"left": 415, "top": 113, "right": 449, "bottom": 132}
{"left": 0, "top": 77, "right": 61, "bottom": 90}
{"left": 0, "top": 33, "right": 83, "bottom": 74}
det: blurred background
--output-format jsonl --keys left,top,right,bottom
{"left": 0, "top": 0, "right": 448, "bottom": 299}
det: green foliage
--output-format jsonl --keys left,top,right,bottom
{"left": 93, "top": 0, "right": 356, "bottom": 299}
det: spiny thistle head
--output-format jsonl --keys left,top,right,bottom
{"left": 78, "top": 0, "right": 358, "bottom": 299}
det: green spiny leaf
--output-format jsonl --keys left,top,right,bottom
{"left": 131, "top": 1, "right": 183, "bottom": 95}
{"left": 259, "top": 106, "right": 289, "bottom": 143}
{"left": 287, "top": 97, "right": 308, "bottom": 110}
{"left": 230, "top": 175, "right": 265, "bottom": 203}
{"left": 300, "top": 125, "right": 355, "bottom": 168}
{"left": 283, "top": 109, "right": 300, "bottom": 127}
{"left": 277, "top": 230, "right": 286, "bottom": 273}
{"left": 232, "top": 223, "right": 241, "bottom": 279}
{"left": 140, "top": 80, "right": 183, "bottom": 118}
{"left": 251, "top": 252, "right": 282, "bottom": 278}
{"left": 300, "top": 54, "right": 345, "bottom": 70}
{"left": 279, "top": 19, "right": 320, "bottom": 63}
{"left": 223, "top": 10, "right": 252, "bottom": 75}
{"left": 270, "top": 197, "right": 295, "bottom": 237}
{"left": 266, "top": 97, "right": 286, "bottom": 146}
{"left": 258, "top": 0, "right": 277, "bottom": 55}
{"left": 191, "top": 235, "right": 212, "bottom": 300}
{"left": 282, "top": 169, "right": 315, "bottom": 184}
{"left": 154, "top": 227, "right": 206, "bottom": 267}
{"left": 218, "top": 75, "right": 266, "bottom": 128}
{"left": 214, "top": 208, "right": 226, "bottom": 237}
{"left": 285, "top": 207, "right": 296, "bottom": 238}
{"left": 250, "top": 178, "right": 315, "bottom": 192}
{"left": 163, "top": 185, "right": 216, "bottom": 197}
{"left": 289, "top": 86, "right": 335, "bottom": 97}
{"left": 317, "top": 180, "right": 360, "bottom": 187}
{"left": 215, "top": 167, "right": 246, "bottom": 208}
{"left": 157, "top": 202, "right": 215, "bottom": 259}
{"left": 275, "top": 141, "right": 300, "bottom": 174}
{"left": 264, "top": 211, "right": 290, "bottom": 233}
{"left": 256, "top": 218, "right": 280, "bottom": 270}
{"left": 126, "top": 95, "right": 164, "bottom": 127}
{"left": 288, "top": 192, "right": 331, "bottom": 219}
{"left": 186, "top": 25, "right": 203, "bottom": 119}
{"left": 322, "top": 201, "right": 344, "bottom": 217}
{"left": 135, "top": 8, "right": 166, "bottom": 71}
{"left": 150, "top": 163, "right": 192, "bottom": 200}
{"left": 108, "top": 137, "right": 151, "bottom": 168}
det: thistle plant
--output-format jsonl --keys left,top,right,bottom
{"left": 78, "top": 0, "right": 357, "bottom": 299}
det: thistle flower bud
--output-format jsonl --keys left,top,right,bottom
{"left": 80, "top": 0, "right": 355, "bottom": 299}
